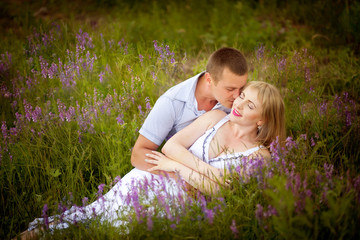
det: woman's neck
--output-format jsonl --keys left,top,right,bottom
{"left": 227, "top": 121, "right": 258, "bottom": 145}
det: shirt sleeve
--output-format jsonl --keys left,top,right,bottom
{"left": 139, "top": 95, "right": 177, "bottom": 146}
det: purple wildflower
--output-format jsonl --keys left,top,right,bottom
{"left": 31, "top": 106, "right": 42, "bottom": 122}
{"left": 300, "top": 134, "right": 307, "bottom": 140}
{"left": 139, "top": 54, "right": 144, "bottom": 63}
{"left": 57, "top": 99, "right": 67, "bottom": 122}
{"left": 1, "top": 121, "right": 8, "bottom": 140}
{"left": 138, "top": 105, "right": 144, "bottom": 115}
{"left": 310, "top": 137, "right": 315, "bottom": 147}
{"left": 256, "top": 44, "right": 265, "bottom": 60}
{"left": 39, "top": 56, "right": 49, "bottom": 79}
{"left": 66, "top": 106, "right": 75, "bottom": 121}
{"left": 153, "top": 40, "right": 161, "bottom": 53}
{"left": 269, "top": 136, "right": 280, "bottom": 163}
{"left": 345, "top": 109, "right": 352, "bottom": 127}
{"left": 304, "top": 61, "right": 311, "bottom": 82}
{"left": 204, "top": 208, "right": 214, "bottom": 224}
{"left": 82, "top": 197, "right": 88, "bottom": 206}
{"left": 151, "top": 71, "right": 157, "bottom": 81}
{"left": 255, "top": 204, "right": 264, "bottom": 222}
{"left": 108, "top": 39, "right": 114, "bottom": 48}
{"left": 123, "top": 43, "right": 128, "bottom": 54}
{"left": 147, "top": 215, "right": 153, "bottom": 231}
{"left": 23, "top": 99, "right": 33, "bottom": 122}
{"left": 324, "top": 163, "right": 334, "bottom": 179}
{"left": 285, "top": 136, "right": 297, "bottom": 150}
{"left": 266, "top": 205, "right": 278, "bottom": 217}
{"left": 99, "top": 71, "right": 105, "bottom": 83}
{"left": 145, "top": 97, "right": 151, "bottom": 110}
{"left": 127, "top": 65, "right": 132, "bottom": 73}
{"left": 42, "top": 204, "right": 49, "bottom": 229}
{"left": 116, "top": 114, "right": 124, "bottom": 125}
{"left": 230, "top": 219, "right": 239, "bottom": 238}
{"left": 105, "top": 64, "right": 112, "bottom": 75}
{"left": 0, "top": 52, "right": 12, "bottom": 75}
{"left": 48, "top": 63, "right": 58, "bottom": 79}
{"left": 319, "top": 101, "right": 327, "bottom": 116}
{"left": 76, "top": 29, "right": 94, "bottom": 49}
{"left": 277, "top": 57, "right": 286, "bottom": 72}
{"left": 97, "top": 183, "right": 105, "bottom": 198}
{"left": 10, "top": 127, "right": 18, "bottom": 137}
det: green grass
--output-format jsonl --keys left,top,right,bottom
{"left": 1, "top": 0, "right": 359, "bottom": 239}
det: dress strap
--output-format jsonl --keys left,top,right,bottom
{"left": 208, "top": 145, "right": 265, "bottom": 164}
{"left": 202, "top": 115, "right": 230, "bottom": 162}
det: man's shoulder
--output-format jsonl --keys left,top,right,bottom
{"left": 162, "top": 72, "right": 203, "bottom": 101}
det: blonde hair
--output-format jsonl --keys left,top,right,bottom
{"left": 245, "top": 81, "right": 286, "bottom": 147}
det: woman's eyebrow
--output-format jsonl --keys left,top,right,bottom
{"left": 247, "top": 99, "right": 257, "bottom": 108}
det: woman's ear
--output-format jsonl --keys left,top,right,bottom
{"left": 257, "top": 119, "right": 264, "bottom": 127}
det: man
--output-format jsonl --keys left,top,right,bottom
{"left": 131, "top": 47, "right": 248, "bottom": 171}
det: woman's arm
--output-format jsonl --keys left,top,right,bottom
{"left": 159, "top": 110, "right": 228, "bottom": 182}
{"left": 146, "top": 151, "right": 228, "bottom": 194}
{"left": 146, "top": 146, "right": 271, "bottom": 194}
{"left": 160, "top": 110, "right": 228, "bottom": 182}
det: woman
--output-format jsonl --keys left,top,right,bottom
{"left": 22, "top": 81, "right": 285, "bottom": 237}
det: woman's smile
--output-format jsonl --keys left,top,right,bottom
{"left": 232, "top": 108, "right": 242, "bottom": 117}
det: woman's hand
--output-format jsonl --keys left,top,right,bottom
{"left": 145, "top": 151, "right": 179, "bottom": 173}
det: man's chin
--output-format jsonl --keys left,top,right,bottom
{"left": 218, "top": 100, "right": 232, "bottom": 109}
{"left": 225, "top": 102, "right": 233, "bottom": 108}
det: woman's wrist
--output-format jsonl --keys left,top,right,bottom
{"left": 173, "top": 161, "right": 182, "bottom": 173}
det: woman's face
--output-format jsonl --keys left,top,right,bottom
{"left": 230, "top": 86, "right": 263, "bottom": 128}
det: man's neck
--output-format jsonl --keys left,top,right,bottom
{"left": 195, "top": 74, "right": 218, "bottom": 111}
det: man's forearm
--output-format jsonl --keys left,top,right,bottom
{"left": 131, "top": 147, "right": 156, "bottom": 171}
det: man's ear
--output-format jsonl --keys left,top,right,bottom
{"left": 204, "top": 72, "right": 212, "bottom": 84}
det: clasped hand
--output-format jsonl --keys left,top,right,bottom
{"left": 145, "top": 151, "right": 178, "bottom": 173}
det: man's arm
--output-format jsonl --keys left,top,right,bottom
{"left": 131, "top": 135, "right": 190, "bottom": 184}
{"left": 131, "top": 134, "right": 159, "bottom": 171}
{"left": 130, "top": 95, "right": 176, "bottom": 171}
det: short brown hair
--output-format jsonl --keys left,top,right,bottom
{"left": 206, "top": 47, "right": 248, "bottom": 82}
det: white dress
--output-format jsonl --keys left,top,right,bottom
{"left": 28, "top": 115, "right": 263, "bottom": 230}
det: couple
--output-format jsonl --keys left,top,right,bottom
{"left": 23, "top": 47, "right": 285, "bottom": 236}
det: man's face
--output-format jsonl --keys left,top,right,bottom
{"left": 210, "top": 67, "right": 248, "bottom": 108}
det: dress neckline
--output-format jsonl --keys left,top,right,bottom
{"left": 203, "top": 115, "right": 264, "bottom": 163}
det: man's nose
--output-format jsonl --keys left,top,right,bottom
{"left": 233, "top": 89, "right": 240, "bottom": 98}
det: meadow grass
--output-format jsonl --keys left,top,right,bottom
{"left": 1, "top": 0, "right": 359, "bottom": 239}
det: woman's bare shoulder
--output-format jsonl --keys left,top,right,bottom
{"left": 200, "top": 110, "right": 227, "bottom": 127}
{"left": 201, "top": 109, "right": 227, "bottom": 120}
{"left": 249, "top": 147, "right": 271, "bottom": 162}
{"left": 257, "top": 148, "right": 271, "bottom": 161}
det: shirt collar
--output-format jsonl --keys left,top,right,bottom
{"left": 173, "top": 71, "right": 204, "bottom": 102}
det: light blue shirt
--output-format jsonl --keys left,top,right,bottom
{"left": 139, "top": 72, "right": 230, "bottom": 146}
